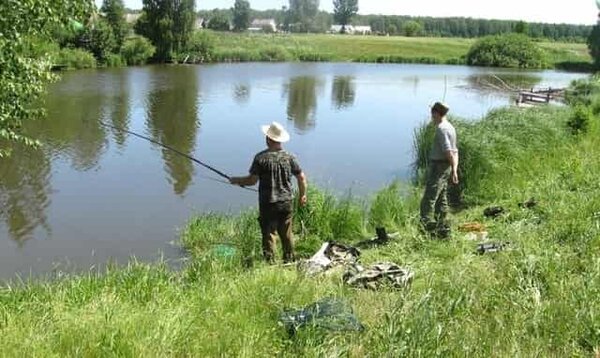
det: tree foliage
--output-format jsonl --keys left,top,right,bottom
{"left": 402, "top": 21, "right": 422, "bottom": 37}
{"left": 207, "top": 12, "right": 231, "bottom": 31}
{"left": 134, "top": 0, "right": 196, "bottom": 62}
{"left": 0, "top": 0, "right": 92, "bottom": 156}
{"left": 589, "top": 25, "right": 600, "bottom": 70}
{"left": 210, "top": 7, "right": 593, "bottom": 40}
{"left": 333, "top": 0, "right": 358, "bottom": 32}
{"left": 82, "top": 19, "right": 117, "bottom": 64}
{"left": 101, "top": 0, "right": 128, "bottom": 50}
{"left": 232, "top": 0, "right": 251, "bottom": 32}
{"left": 514, "top": 21, "right": 529, "bottom": 35}
{"left": 288, "top": 0, "right": 320, "bottom": 32}
{"left": 467, "top": 34, "right": 548, "bottom": 69}
{"left": 121, "top": 36, "right": 156, "bottom": 65}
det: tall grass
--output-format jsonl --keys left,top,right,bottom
{"left": 199, "top": 31, "right": 591, "bottom": 68}
{"left": 413, "top": 106, "right": 575, "bottom": 204}
{"left": 56, "top": 48, "right": 97, "bottom": 70}
{"left": 2, "top": 82, "right": 600, "bottom": 355}
{"left": 172, "top": 31, "right": 592, "bottom": 68}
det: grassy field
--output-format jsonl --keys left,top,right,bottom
{"left": 207, "top": 32, "right": 593, "bottom": 69}
{"left": 1, "top": 77, "right": 600, "bottom": 356}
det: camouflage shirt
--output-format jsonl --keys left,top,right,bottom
{"left": 250, "top": 149, "right": 302, "bottom": 204}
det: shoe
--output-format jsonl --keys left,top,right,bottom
{"left": 436, "top": 225, "right": 451, "bottom": 240}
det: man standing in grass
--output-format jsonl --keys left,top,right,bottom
{"left": 230, "top": 122, "right": 308, "bottom": 263}
{"left": 420, "top": 102, "right": 459, "bottom": 238}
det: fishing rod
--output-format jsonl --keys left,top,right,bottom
{"left": 99, "top": 121, "right": 257, "bottom": 193}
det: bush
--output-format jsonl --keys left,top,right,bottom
{"left": 588, "top": 25, "right": 600, "bottom": 70}
{"left": 207, "top": 13, "right": 231, "bottom": 31}
{"left": 368, "top": 182, "right": 410, "bottom": 230}
{"left": 565, "top": 76, "right": 600, "bottom": 106}
{"left": 402, "top": 21, "right": 422, "bottom": 37}
{"left": 591, "top": 96, "right": 600, "bottom": 116}
{"left": 213, "top": 48, "right": 260, "bottom": 62}
{"left": 261, "top": 24, "right": 275, "bottom": 34}
{"left": 56, "top": 48, "right": 97, "bottom": 69}
{"left": 105, "top": 53, "right": 124, "bottom": 67}
{"left": 182, "top": 31, "right": 215, "bottom": 62}
{"left": 81, "top": 19, "right": 118, "bottom": 64}
{"left": 50, "top": 24, "right": 81, "bottom": 48}
{"left": 466, "top": 33, "right": 548, "bottom": 69}
{"left": 21, "top": 37, "right": 60, "bottom": 59}
{"left": 413, "top": 107, "right": 572, "bottom": 204}
{"left": 567, "top": 106, "right": 592, "bottom": 135}
{"left": 258, "top": 46, "right": 291, "bottom": 61}
{"left": 121, "top": 36, "right": 156, "bottom": 65}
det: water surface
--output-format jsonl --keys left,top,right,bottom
{"left": 0, "top": 63, "right": 585, "bottom": 279}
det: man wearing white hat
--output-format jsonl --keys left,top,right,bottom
{"left": 420, "top": 102, "right": 459, "bottom": 239}
{"left": 230, "top": 122, "right": 308, "bottom": 263}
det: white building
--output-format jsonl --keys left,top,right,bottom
{"left": 248, "top": 19, "right": 278, "bottom": 33}
{"left": 329, "top": 25, "right": 372, "bottom": 35}
{"left": 195, "top": 17, "right": 206, "bottom": 29}
{"left": 353, "top": 26, "right": 372, "bottom": 35}
{"left": 125, "top": 13, "right": 141, "bottom": 24}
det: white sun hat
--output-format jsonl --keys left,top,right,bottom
{"left": 261, "top": 122, "right": 290, "bottom": 143}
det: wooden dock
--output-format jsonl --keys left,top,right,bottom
{"left": 50, "top": 64, "right": 68, "bottom": 71}
{"left": 516, "top": 87, "right": 565, "bottom": 106}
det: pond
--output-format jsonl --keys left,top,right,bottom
{"left": 0, "top": 63, "right": 586, "bottom": 279}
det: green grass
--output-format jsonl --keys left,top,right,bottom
{"left": 206, "top": 32, "right": 592, "bottom": 69}
{"left": 2, "top": 79, "right": 600, "bottom": 356}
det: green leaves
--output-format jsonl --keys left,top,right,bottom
{"left": 0, "top": 0, "right": 93, "bottom": 153}
{"left": 333, "top": 0, "right": 358, "bottom": 28}
{"left": 466, "top": 34, "right": 548, "bottom": 69}
{"left": 232, "top": 0, "right": 251, "bottom": 32}
{"left": 136, "top": 0, "right": 196, "bottom": 62}
{"left": 588, "top": 25, "right": 600, "bottom": 70}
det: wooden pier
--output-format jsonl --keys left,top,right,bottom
{"left": 516, "top": 88, "right": 565, "bottom": 106}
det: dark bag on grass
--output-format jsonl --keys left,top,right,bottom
{"left": 279, "top": 298, "right": 364, "bottom": 336}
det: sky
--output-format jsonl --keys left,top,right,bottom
{"left": 100, "top": 0, "right": 600, "bottom": 25}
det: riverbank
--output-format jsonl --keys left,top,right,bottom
{"left": 46, "top": 32, "right": 594, "bottom": 71}
{"left": 2, "top": 75, "right": 600, "bottom": 355}
{"left": 205, "top": 32, "right": 592, "bottom": 70}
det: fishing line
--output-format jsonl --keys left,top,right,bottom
{"left": 99, "top": 121, "right": 257, "bottom": 193}
{"left": 198, "top": 174, "right": 258, "bottom": 193}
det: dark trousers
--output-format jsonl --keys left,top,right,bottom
{"left": 420, "top": 161, "right": 452, "bottom": 230}
{"left": 259, "top": 201, "right": 295, "bottom": 263}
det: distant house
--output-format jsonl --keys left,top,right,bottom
{"left": 329, "top": 24, "right": 372, "bottom": 35}
{"left": 125, "top": 13, "right": 141, "bottom": 24}
{"left": 248, "top": 19, "right": 277, "bottom": 33}
{"left": 353, "top": 26, "right": 372, "bottom": 35}
{"left": 195, "top": 17, "right": 206, "bottom": 29}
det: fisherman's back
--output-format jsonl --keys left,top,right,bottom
{"left": 430, "top": 121, "right": 457, "bottom": 162}
{"left": 251, "top": 149, "right": 302, "bottom": 205}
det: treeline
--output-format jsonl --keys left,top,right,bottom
{"left": 195, "top": 8, "right": 592, "bottom": 42}
{"left": 356, "top": 15, "right": 592, "bottom": 41}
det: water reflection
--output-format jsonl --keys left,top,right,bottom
{"left": 466, "top": 73, "right": 543, "bottom": 92}
{"left": 146, "top": 67, "right": 199, "bottom": 195}
{"left": 0, "top": 78, "right": 110, "bottom": 243}
{"left": 40, "top": 90, "right": 108, "bottom": 171}
{"left": 0, "top": 63, "right": 585, "bottom": 277}
{"left": 404, "top": 75, "right": 420, "bottom": 95}
{"left": 285, "top": 76, "right": 319, "bottom": 132}
{"left": 0, "top": 144, "right": 51, "bottom": 244}
{"left": 331, "top": 76, "right": 356, "bottom": 110}
{"left": 233, "top": 84, "right": 251, "bottom": 104}
{"left": 2, "top": 82, "right": 109, "bottom": 244}
{"left": 107, "top": 71, "right": 131, "bottom": 147}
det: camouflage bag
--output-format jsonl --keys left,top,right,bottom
{"left": 344, "top": 262, "right": 414, "bottom": 290}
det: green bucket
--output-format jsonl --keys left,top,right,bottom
{"left": 209, "top": 244, "right": 237, "bottom": 259}
{"left": 69, "top": 19, "right": 84, "bottom": 32}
